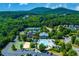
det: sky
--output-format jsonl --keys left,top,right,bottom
{"left": 0, "top": 3, "right": 79, "bottom": 11}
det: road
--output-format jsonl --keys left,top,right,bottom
{"left": 1, "top": 42, "right": 55, "bottom": 56}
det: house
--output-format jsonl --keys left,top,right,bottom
{"left": 39, "top": 32, "right": 49, "bottom": 39}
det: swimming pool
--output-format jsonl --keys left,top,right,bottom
{"left": 38, "top": 39, "right": 49, "bottom": 46}
{"left": 38, "top": 39, "right": 56, "bottom": 47}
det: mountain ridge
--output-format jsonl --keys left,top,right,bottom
{"left": 29, "top": 7, "right": 79, "bottom": 14}
{"left": 0, "top": 7, "right": 79, "bottom": 16}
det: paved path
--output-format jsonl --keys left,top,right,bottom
{"left": 1, "top": 42, "right": 55, "bottom": 56}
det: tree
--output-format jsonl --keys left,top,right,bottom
{"left": 75, "top": 39, "right": 79, "bottom": 46}
{"left": 26, "top": 38, "right": 33, "bottom": 42}
{"left": 39, "top": 44, "right": 46, "bottom": 52}
{"left": 71, "top": 35, "right": 76, "bottom": 44}
{"left": 62, "top": 50, "right": 68, "bottom": 56}
{"left": 20, "top": 32, "right": 26, "bottom": 41}
{"left": 18, "top": 35, "right": 22, "bottom": 41}
{"left": 58, "top": 25, "right": 65, "bottom": 32}
{"left": 33, "top": 33, "right": 39, "bottom": 39}
{"left": 65, "top": 43, "right": 72, "bottom": 51}
{"left": 30, "top": 42, "right": 36, "bottom": 48}
{"left": 68, "top": 49, "right": 77, "bottom": 56}
{"left": 12, "top": 44, "right": 17, "bottom": 51}
{"left": 56, "top": 32, "right": 63, "bottom": 39}
{"left": 20, "top": 44, "right": 23, "bottom": 49}
{"left": 76, "top": 30, "right": 79, "bottom": 37}
{"left": 63, "top": 29, "right": 71, "bottom": 35}
{"left": 60, "top": 42, "right": 65, "bottom": 51}
{"left": 26, "top": 53, "right": 32, "bottom": 56}
{"left": 55, "top": 39, "right": 60, "bottom": 45}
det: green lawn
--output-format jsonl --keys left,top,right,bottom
{"left": 8, "top": 42, "right": 24, "bottom": 52}
{"left": 14, "top": 42, "right": 24, "bottom": 49}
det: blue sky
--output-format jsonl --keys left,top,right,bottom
{"left": 0, "top": 3, "right": 79, "bottom": 11}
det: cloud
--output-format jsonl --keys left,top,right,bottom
{"left": 8, "top": 4, "right": 11, "bottom": 8}
{"left": 51, "top": 4, "right": 62, "bottom": 9}
{"left": 51, "top": 4, "right": 67, "bottom": 9}
{"left": 63, "top": 4, "right": 67, "bottom": 8}
{"left": 45, "top": 3, "right": 50, "bottom": 8}
{"left": 75, "top": 6, "right": 79, "bottom": 11}
{"left": 58, "top": 4, "right": 62, "bottom": 7}
{"left": 51, "top": 5, "right": 58, "bottom": 9}
{"left": 19, "top": 3, "right": 28, "bottom": 5}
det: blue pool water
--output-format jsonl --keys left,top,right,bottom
{"left": 38, "top": 39, "right": 49, "bottom": 46}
